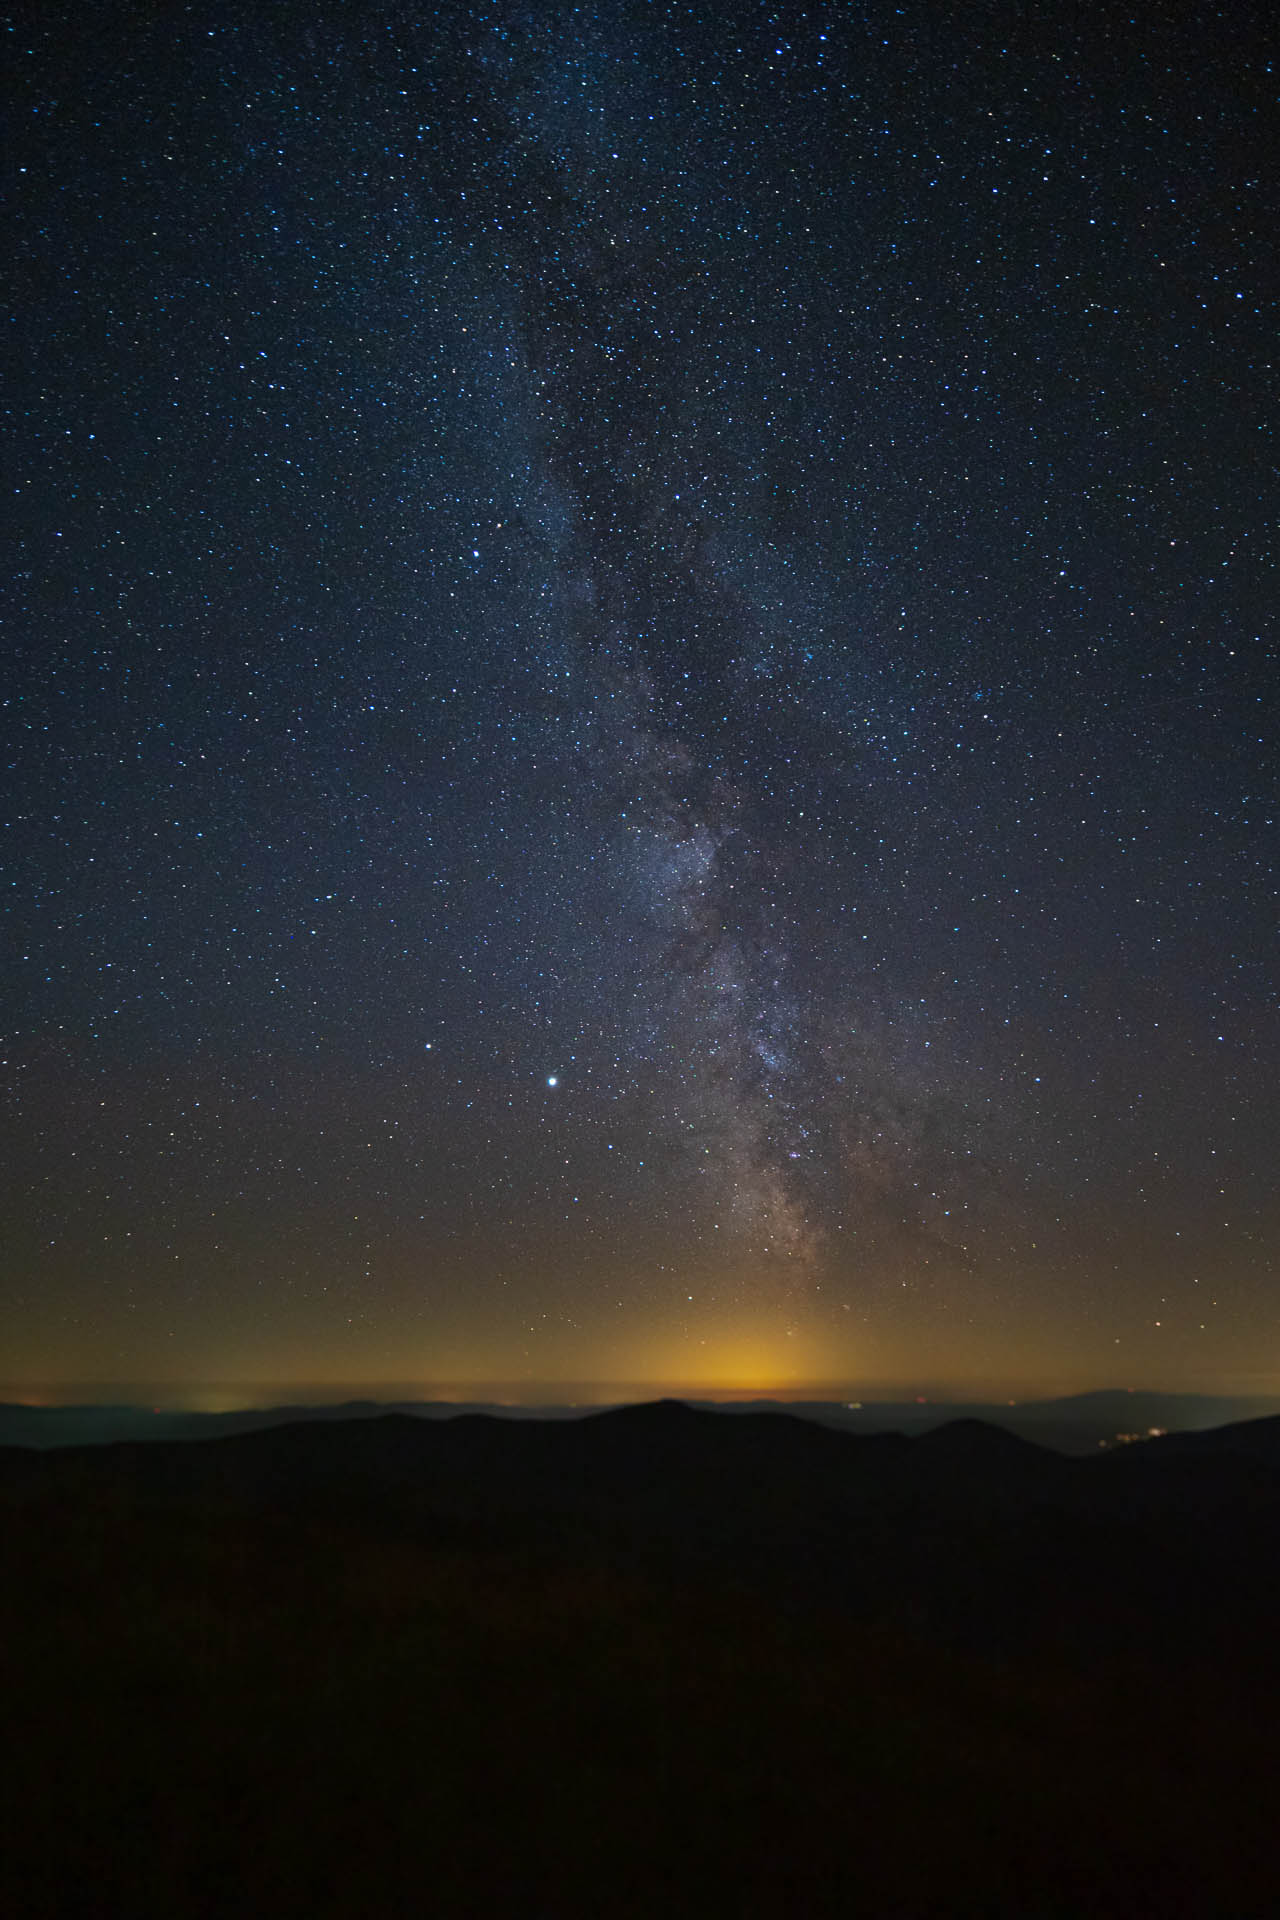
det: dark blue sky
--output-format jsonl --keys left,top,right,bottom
{"left": 4, "top": 0, "right": 1276, "bottom": 1399}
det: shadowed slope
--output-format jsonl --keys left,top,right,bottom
{"left": 4, "top": 1401, "right": 1280, "bottom": 1918}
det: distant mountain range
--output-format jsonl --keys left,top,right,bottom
{"left": 3, "top": 1385, "right": 1278, "bottom": 1452}
{"left": 7, "top": 1396, "right": 1280, "bottom": 1915}
{"left": 6, "top": 1394, "right": 1280, "bottom": 1662}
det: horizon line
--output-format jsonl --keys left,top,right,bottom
{"left": 6, "top": 1378, "right": 1280, "bottom": 1412}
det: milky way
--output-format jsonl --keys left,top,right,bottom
{"left": 4, "top": 0, "right": 1276, "bottom": 1396}
{"left": 487, "top": 20, "right": 1011, "bottom": 1298}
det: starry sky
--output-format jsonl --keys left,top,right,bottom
{"left": 4, "top": 0, "right": 1276, "bottom": 1403}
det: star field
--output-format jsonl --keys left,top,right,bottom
{"left": 3, "top": 0, "right": 1276, "bottom": 1400}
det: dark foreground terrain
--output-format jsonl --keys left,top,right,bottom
{"left": 4, "top": 1401, "right": 1280, "bottom": 1917}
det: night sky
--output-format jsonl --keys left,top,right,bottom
{"left": 5, "top": 0, "right": 1276, "bottom": 1403}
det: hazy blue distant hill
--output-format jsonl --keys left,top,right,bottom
{"left": 703, "top": 1390, "right": 1280, "bottom": 1454}
{"left": 0, "top": 1398, "right": 587, "bottom": 1450}
{"left": 999, "top": 1389, "right": 1280, "bottom": 1451}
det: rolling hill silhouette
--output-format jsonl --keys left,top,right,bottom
{"left": 4, "top": 1401, "right": 1279, "bottom": 1916}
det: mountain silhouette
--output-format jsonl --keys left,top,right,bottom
{"left": 4, "top": 1400, "right": 1280, "bottom": 1917}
